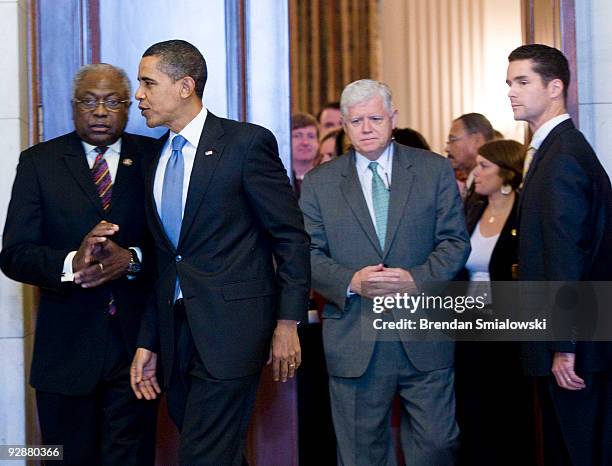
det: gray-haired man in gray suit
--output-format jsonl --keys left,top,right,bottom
{"left": 300, "top": 79, "right": 470, "bottom": 466}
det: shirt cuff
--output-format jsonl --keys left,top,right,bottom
{"left": 61, "top": 251, "right": 78, "bottom": 282}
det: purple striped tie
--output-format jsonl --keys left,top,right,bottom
{"left": 91, "top": 146, "right": 117, "bottom": 315}
{"left": 92, "top": 146, "right": 113, "bottom": 211}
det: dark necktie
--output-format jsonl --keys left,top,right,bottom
{"left": 91, "top": 146, "right": 117, "bottom": 315}
{"left": 92, "top": 146, "right": 113, "bottom": 211}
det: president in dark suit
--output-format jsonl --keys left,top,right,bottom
{"left": 299, "top": 79, "right": 470, "bottom": 466}
{"left": 507, "top": 44, "right": 612, "bottom": 466}
{"left": 129, "top": 40, "right": 310, "bottom": 465}
{"left": 0, "top": 64, "right": 157, "bottom": 465}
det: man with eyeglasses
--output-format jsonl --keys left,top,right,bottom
{"left": 0, "top": 63, "right": 158, "bottom": 465}
{"left": 444, "top": 113, "right": 495, "bottom": 206}
{"left": 300, "top": 79, "right": 470, "bottom": 465}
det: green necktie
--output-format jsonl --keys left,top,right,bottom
{"left": 368, "top": 161, "right": 390, "bottom": 249}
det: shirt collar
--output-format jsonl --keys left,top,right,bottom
{"left": 169, "top": 107, "right": 208, "bottom": 149}
{"left": 529, "top": 113, "right": 570, "bottom": 150}
{"left": 355, "top": 143, "right": 393, "bottom": 176}
{"left": 81, "top": 138, "right": 122, "bottom": 156}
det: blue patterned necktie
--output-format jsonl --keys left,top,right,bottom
{"left": 161, "top": 135, "right": 187, "bottom": 248}
{"left": 368, "top": 161, "right": 390, "bottom": 249}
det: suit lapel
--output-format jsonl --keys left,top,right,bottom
{"left": 178, "top": 112, "right": 226, "bottom": 246}
{"left": 382, "top": 144, "right": 414, "bottom": 260}
{"left": 108, "top": 134, "right": 138, "bottom": 213}
{"left": 340, "top": 151, "right": 383, "bottom": 256}
{"left": 148, "top": 132, "right": 174, "bottom": 251}
{"left": 62, "top": 132, "right": 105, "bottom": 216}
{"left": 519, "top": 119, "right": 574, "bottom": 213}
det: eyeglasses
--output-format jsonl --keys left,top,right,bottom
{"left": 74, "top": 98, "right": 129, "bottom": 112}
{"left": 347, "top": 115, "right": 387, "bottom": 128}
{"left": 445, "top": 132, "right": 475, "bottom": 145}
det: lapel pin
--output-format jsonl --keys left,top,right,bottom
{"left": 205, "top": 150, "right": 214, "bottom": 156}
{"left": 122, "top": 158, "right": 134, "bottom": 166}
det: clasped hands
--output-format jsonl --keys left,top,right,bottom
{"left": 72, "top": 220, "right": 132, "bottom": 288}
{"left": 350, "top": 263, "right": 417, "bottom": 298}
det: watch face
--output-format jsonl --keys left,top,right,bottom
{"left": 128, "top": 250, "right": 141, "bottom": 274}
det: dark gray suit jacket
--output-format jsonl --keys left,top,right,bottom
{"left": 300, "top": 143, "right": 470, "bottom": 377}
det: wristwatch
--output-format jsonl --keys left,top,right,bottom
{"left": 126, "top": 248, "right": 142, "bottom": 275}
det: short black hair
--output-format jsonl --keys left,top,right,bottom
{"left": 316, "top": 101, "right": 340, "bottom": 122}
{"left": 456, "top": 113, "right": 494, "bottom": 141}
{"left": 508, "top": 44, "right": 570, "bottom": 100}
{"left": 143, "top": 40, "right": 207, "bottom": 98}
{"left": 393, "top": 128, "right": 430, "bottom": 150}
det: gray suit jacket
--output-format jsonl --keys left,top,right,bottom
{"left": 300, "top": 143, "right": 470, "bottom": 377}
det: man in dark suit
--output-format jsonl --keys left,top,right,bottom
{"left": 299, "top": 79, "right": 470, "bottom": 466}
{"left": 0, "top": 64, "right": 157, "bottom": 465}
{"left": 129, "top": 40, "right": 310, "bottom": 465}
{"left": 444, "top": 113, "right": 495, "bottom": 211}
{"left": 508, "top": 44, "right": 612, "bottom": 466}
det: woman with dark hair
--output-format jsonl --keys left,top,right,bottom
{"left": 313, "top": 129, "right": 340, "bottom": 167}
{"left": 455, "top": 139, "right": 537, "bottom": 466}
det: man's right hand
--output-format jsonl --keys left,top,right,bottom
{"left": 130, "top": 347, "right": 161, "bottom": 400}
{"left": 349, "top": 264, "right": 385, "bottom": 298}
{"left": 72, "top": 221, "right": 119, "bottom": 273}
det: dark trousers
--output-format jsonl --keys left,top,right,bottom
{"left": 36, "top": 317, "right": 158, "bottom": 466}
{"left": 455, "top": 342, "right": 537, "bottom": 466}
{"left": 167, "top": 300, "right": 260, "bottom": 466}
{"left": 538, "top": 372, "right": 612, "bottom": 466}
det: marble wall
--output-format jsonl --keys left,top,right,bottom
{"left": 576, "top": 0, "right": 612, "bottom": 176}
{"left": 0, "top": 0, "right": 27, "bottom": 464}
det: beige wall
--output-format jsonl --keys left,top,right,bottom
{"left": 379, "top": 0, "right": 525, "bottom": 154}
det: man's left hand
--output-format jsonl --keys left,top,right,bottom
{"left": 74, "top": 239, "right": 132, "bottom": 288}
{"left": 551, "top": 352, "right": 586, "bottom": 390}
{"left": 267, "top": 320, "right": 301, "bottom": 383}
{"left": 365, "top": 267, "right": 417, "bottom": 296}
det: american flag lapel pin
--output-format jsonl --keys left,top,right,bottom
{"left": 122, "top": 158, "right": 134, "bottom": 166}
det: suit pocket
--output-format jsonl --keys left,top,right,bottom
{"left": 222, "top": 279, "right": 276, "bottom": 301}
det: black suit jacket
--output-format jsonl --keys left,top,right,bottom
{"left": 518, "top": 118, "right": 612, "bottom": 375}
{"left": 0, "top": 132, "right": 156, "bottom": 395}
{"left": 137, "top": 112, "right": 310, "bottom": 383}
{"left": 460, "top": 194, "right": 519, "bottom": 281}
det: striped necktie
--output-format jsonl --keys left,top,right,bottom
{"left": 368, "top": 161, "right": 390, "bottom": 249}
{"left": 91, "top": 146, "right": 117, "bottom": 315}
{"left": 92, "top": 146, "right": 113, "bottom": 211}
{"left": 521, "top": 146, "right": 537, "bottom": 187}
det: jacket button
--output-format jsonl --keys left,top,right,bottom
{"left": 175, "top": 255, "right": 182, "bottom": 262}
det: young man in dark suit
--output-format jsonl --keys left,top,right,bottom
{"left": 129, "top": 40, "right": 310, "bottom": 465}
{"left": 508, "top": 44, "right": 612, "bottom": 466}
{"left": 0, "top": 64, "right": 158, "bottom": 465}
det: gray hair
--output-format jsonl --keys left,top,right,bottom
{"left": 72, "top": 63, "right": 131, "bottom": 99}
{"left": 340, "top": 79, "right": 393, "bottom": 117}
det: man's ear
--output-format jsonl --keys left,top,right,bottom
{"left": 179, "top": 76, "right": 197, "bottom": 98}
{"left": 548, "top": 78, "right": 564, "bottom": 100}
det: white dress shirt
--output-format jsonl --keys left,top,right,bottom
{"left": 152, "top": 107, "right": 207, "bottom": 300}
{"left": 153, "top": 107, "right": 208, "bottom": 218}
{"left": 529, "top": 113, "right": 571, "bottom": 151}
{"left": 347, "top": 143, "right": 393, "bottom": 296}
{"left": 354, "top": 143, "right": 393, "bottom": 234}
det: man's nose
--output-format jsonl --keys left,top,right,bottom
{"left": 92, "top": 101, "right": 109, "bottom": 117}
